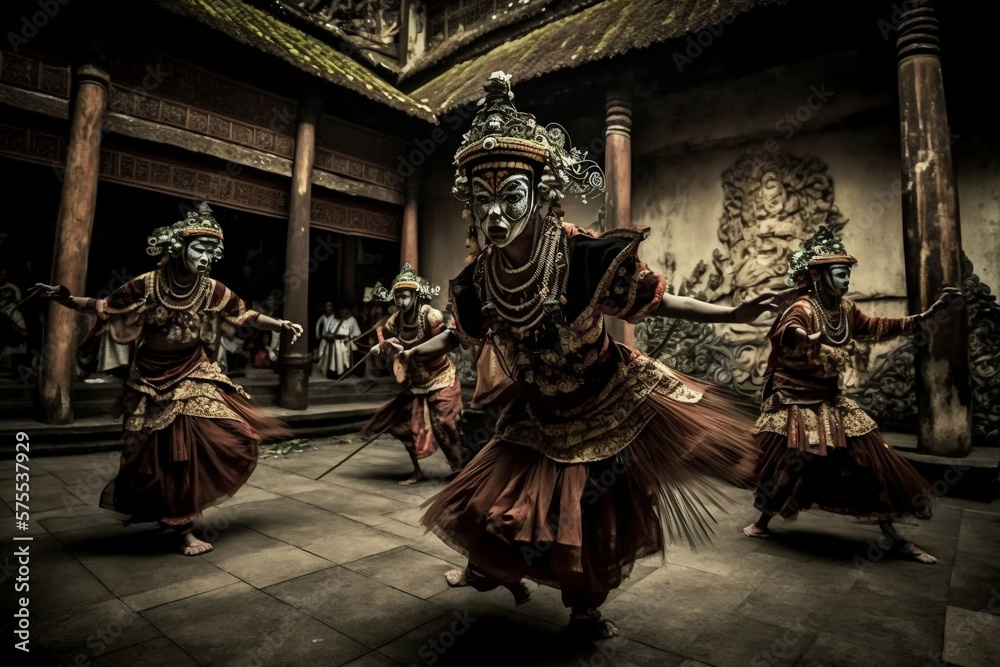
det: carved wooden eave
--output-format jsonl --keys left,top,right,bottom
{"left": 0, "top": 49, "right": 408, "bottom": 214}
{"left": 148, "top": 0, "right": 435, "bottom": 122}
{"left": 0, "top": 121, "right": 402, "bottom": 240}
{"left": 269, "top": 0, "right": 403, "bottom": 76}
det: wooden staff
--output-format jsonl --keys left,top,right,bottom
{"left": 315, "top": 426, "right": 389, "bottom": 480}
{"left": 335, "top": 347, "right": 374, "bottom": 382}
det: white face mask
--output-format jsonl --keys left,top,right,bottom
{"left": 183, "top": 237, "right": 221, "bottom": 274}
{"left": 471, "top": 169, "right": 536, "bottom": 248}
{"left": 394, "top": 289, "right": 415, "bottom": 313}
{"left": 823, "top": 264, "right": 852, "bottom": 296}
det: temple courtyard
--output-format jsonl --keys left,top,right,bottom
{"left": 5, "top": 433, "right": 1000, "bottom": 667}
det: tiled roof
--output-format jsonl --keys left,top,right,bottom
{"left": 399, "top": 0, "right": 567, "bottom": 81}
{"left": 151, "top": 0, "right": 437, "bottom": 122}
{"left": 408, "top": 0, "right": 789, "bottom": 114}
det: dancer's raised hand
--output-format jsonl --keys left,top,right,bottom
{"left": 731, "top": 287, "right": 800, "bottom": 323}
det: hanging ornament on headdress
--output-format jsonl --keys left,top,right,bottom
{"left": 451, "top": 71, "right": 606, "bottom": 212}
{"left": 465, "top": 225, "right": 481, "bottom": 266}
{"left": 786, "top": 225, "right": 858, "bottom": 287}
{"left": 364, "top": 281, "right": 393, "bottom": 303}
{"left": 146, "top": 201, "right": 225, "bottom": 260}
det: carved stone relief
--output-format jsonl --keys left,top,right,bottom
{"left": 633, "top": 151, "right": 999, "bottom": 446}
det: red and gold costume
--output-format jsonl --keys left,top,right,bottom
{"left": 418, "top": 73, "right": 770, "bottom": 621}
{"left": 751, "top": 294, "right": 933, "bottom": 521}
{"left": 423, "top": 217, "right": 760, "bottom": 601}
{"left": 85, "top": 209, "right": 290, "bottom": 527}
{"left": 360, "top": 272, "right": 464, "bottom": 472}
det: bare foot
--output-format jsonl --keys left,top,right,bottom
{"left": 596, "top": 620, "right": 619, "bottom": 639}
{"left": 181, "top": 533, "right": 213, "bottom": 556}
{"left": 895, "top": 541, "right": 937, "bottom": 564}
{"left": 743, "top": 523, "right": 772, "bottom": 539}
{"left": 399, "top": 471, "right": 425, "bottom": 486}
{"left": 505, "top": 579, "right": 532, "bottom": 605}
{"left": 568, "top": 614, "right": 619, "bottom": 639}
{"left": 445, "top": 569, "right": 467, "bottom": 587}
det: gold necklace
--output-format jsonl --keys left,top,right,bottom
{"left": 155, "top": 266, "right": 208, "bottom": 311}
{"left": 809, "top": 295, "right": 849, "bottom": 345}
{"left": 483, "top": 218, "right": 568, "bottom": 336}
{"left": 496, "top": 221, "right": 545, "bottom": 274}
{"left": 397, "top": 306, "right": 426, "bottom": 345}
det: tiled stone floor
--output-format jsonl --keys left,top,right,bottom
{"left": 3, "top": 434, "right": 999, "bottom": 667}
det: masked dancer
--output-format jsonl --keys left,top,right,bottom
{"left": 403, "top": 72, "right": 788, "bottom": 638}
{"left": 743, "top": 225, "right": 957, "bottom": 564}
{"left": 361, "top": 265, "right": 465, "bottom": 485}
{"left": 34, "top": 202, "right": 304, "bottom": 556}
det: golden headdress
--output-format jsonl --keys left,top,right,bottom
{"left": 787, "top": 225, "right": 857, "bottom": 286}
{"left": 146, "top": 202, "right": 225, "bottom": 259}
{"left": 452, "top": 71, "right": 605, "bottom": 209}
{"left": 391, "top": 263, "right": 441, "bottom": 302}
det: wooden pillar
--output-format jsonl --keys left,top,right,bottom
{"left": 342, "top": 235, "right": 359, "bottom": 305}
{"left": 604, "top": 89, "right": 634, "bottom": 346}
{"left": 400, "top": 175, "right": 420, "bottom": 270}
{"left": 279, "top": 98, "right": 320, "bottom": 410}
{"left": 896, "top": 1, "right": 971, "bottom": 456}
{"left": 39, "top": 63, "right": 108, "bottom": 424}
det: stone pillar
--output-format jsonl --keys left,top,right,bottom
{"left": 39, "top": 63, "right": 109, "bottom": 424}
{"left": 342, "top": 235, "right": 359, "bottom": 306}
{"left": 278, "top": 98, "right": 320, "bottom": 410}
{"left": 400, "top": 175, "right": 420, "bottom": 270}
{"left": 896, "top": 1, "right": 971, "bottom": 456}
{"left": 604, "top": 89, "right": 634, "bottom": 346}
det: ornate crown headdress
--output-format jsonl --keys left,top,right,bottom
{"left": 786, "top": 225, "right": 858, "bottom": 286}
{"left": 390, "top": 263, "right": 441, "bottom": 302}
{"left": 365, "top": 281, "right": 393, "bottom": 303}
{"left": 146, "top": 202, "right": 225, "bottom": 259}
{"left": 452, "top": 71, "right": 605, "bottom": 209}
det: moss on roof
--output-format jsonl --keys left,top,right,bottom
{"left": 399, "top": 0, "right": 564, "bottom": 82}
{"left": 408, "top": 0, "right": 788, "bottom": 114}
{"left": 151, "top": 0, "right": 437, "bottom": 122}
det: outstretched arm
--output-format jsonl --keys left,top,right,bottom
{"left": 397, "top": 329, "right": 462, "bottom": 365}
{"left": 654, "top": 288, "right": 796, "bottom": 324}
{"left": 31, "top": 284, "right": 96, "bottom": 311}
{"left": 254, "top": 314, "right": 304, "bottom": 346}
{"left": 852, "top": 286, "right": 962, "bottom": 342}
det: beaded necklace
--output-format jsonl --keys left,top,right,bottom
{"left": 154, "top": 265, "right": 209, "bottom": 311}
{"left": 483, "top": 217, "right": 568, "bottom": 336}
{"left": 809, "top": 295, "right": 850, "bottom": 345}
{"left": 396, "top": 305, "right": 427, "bottom": 345}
